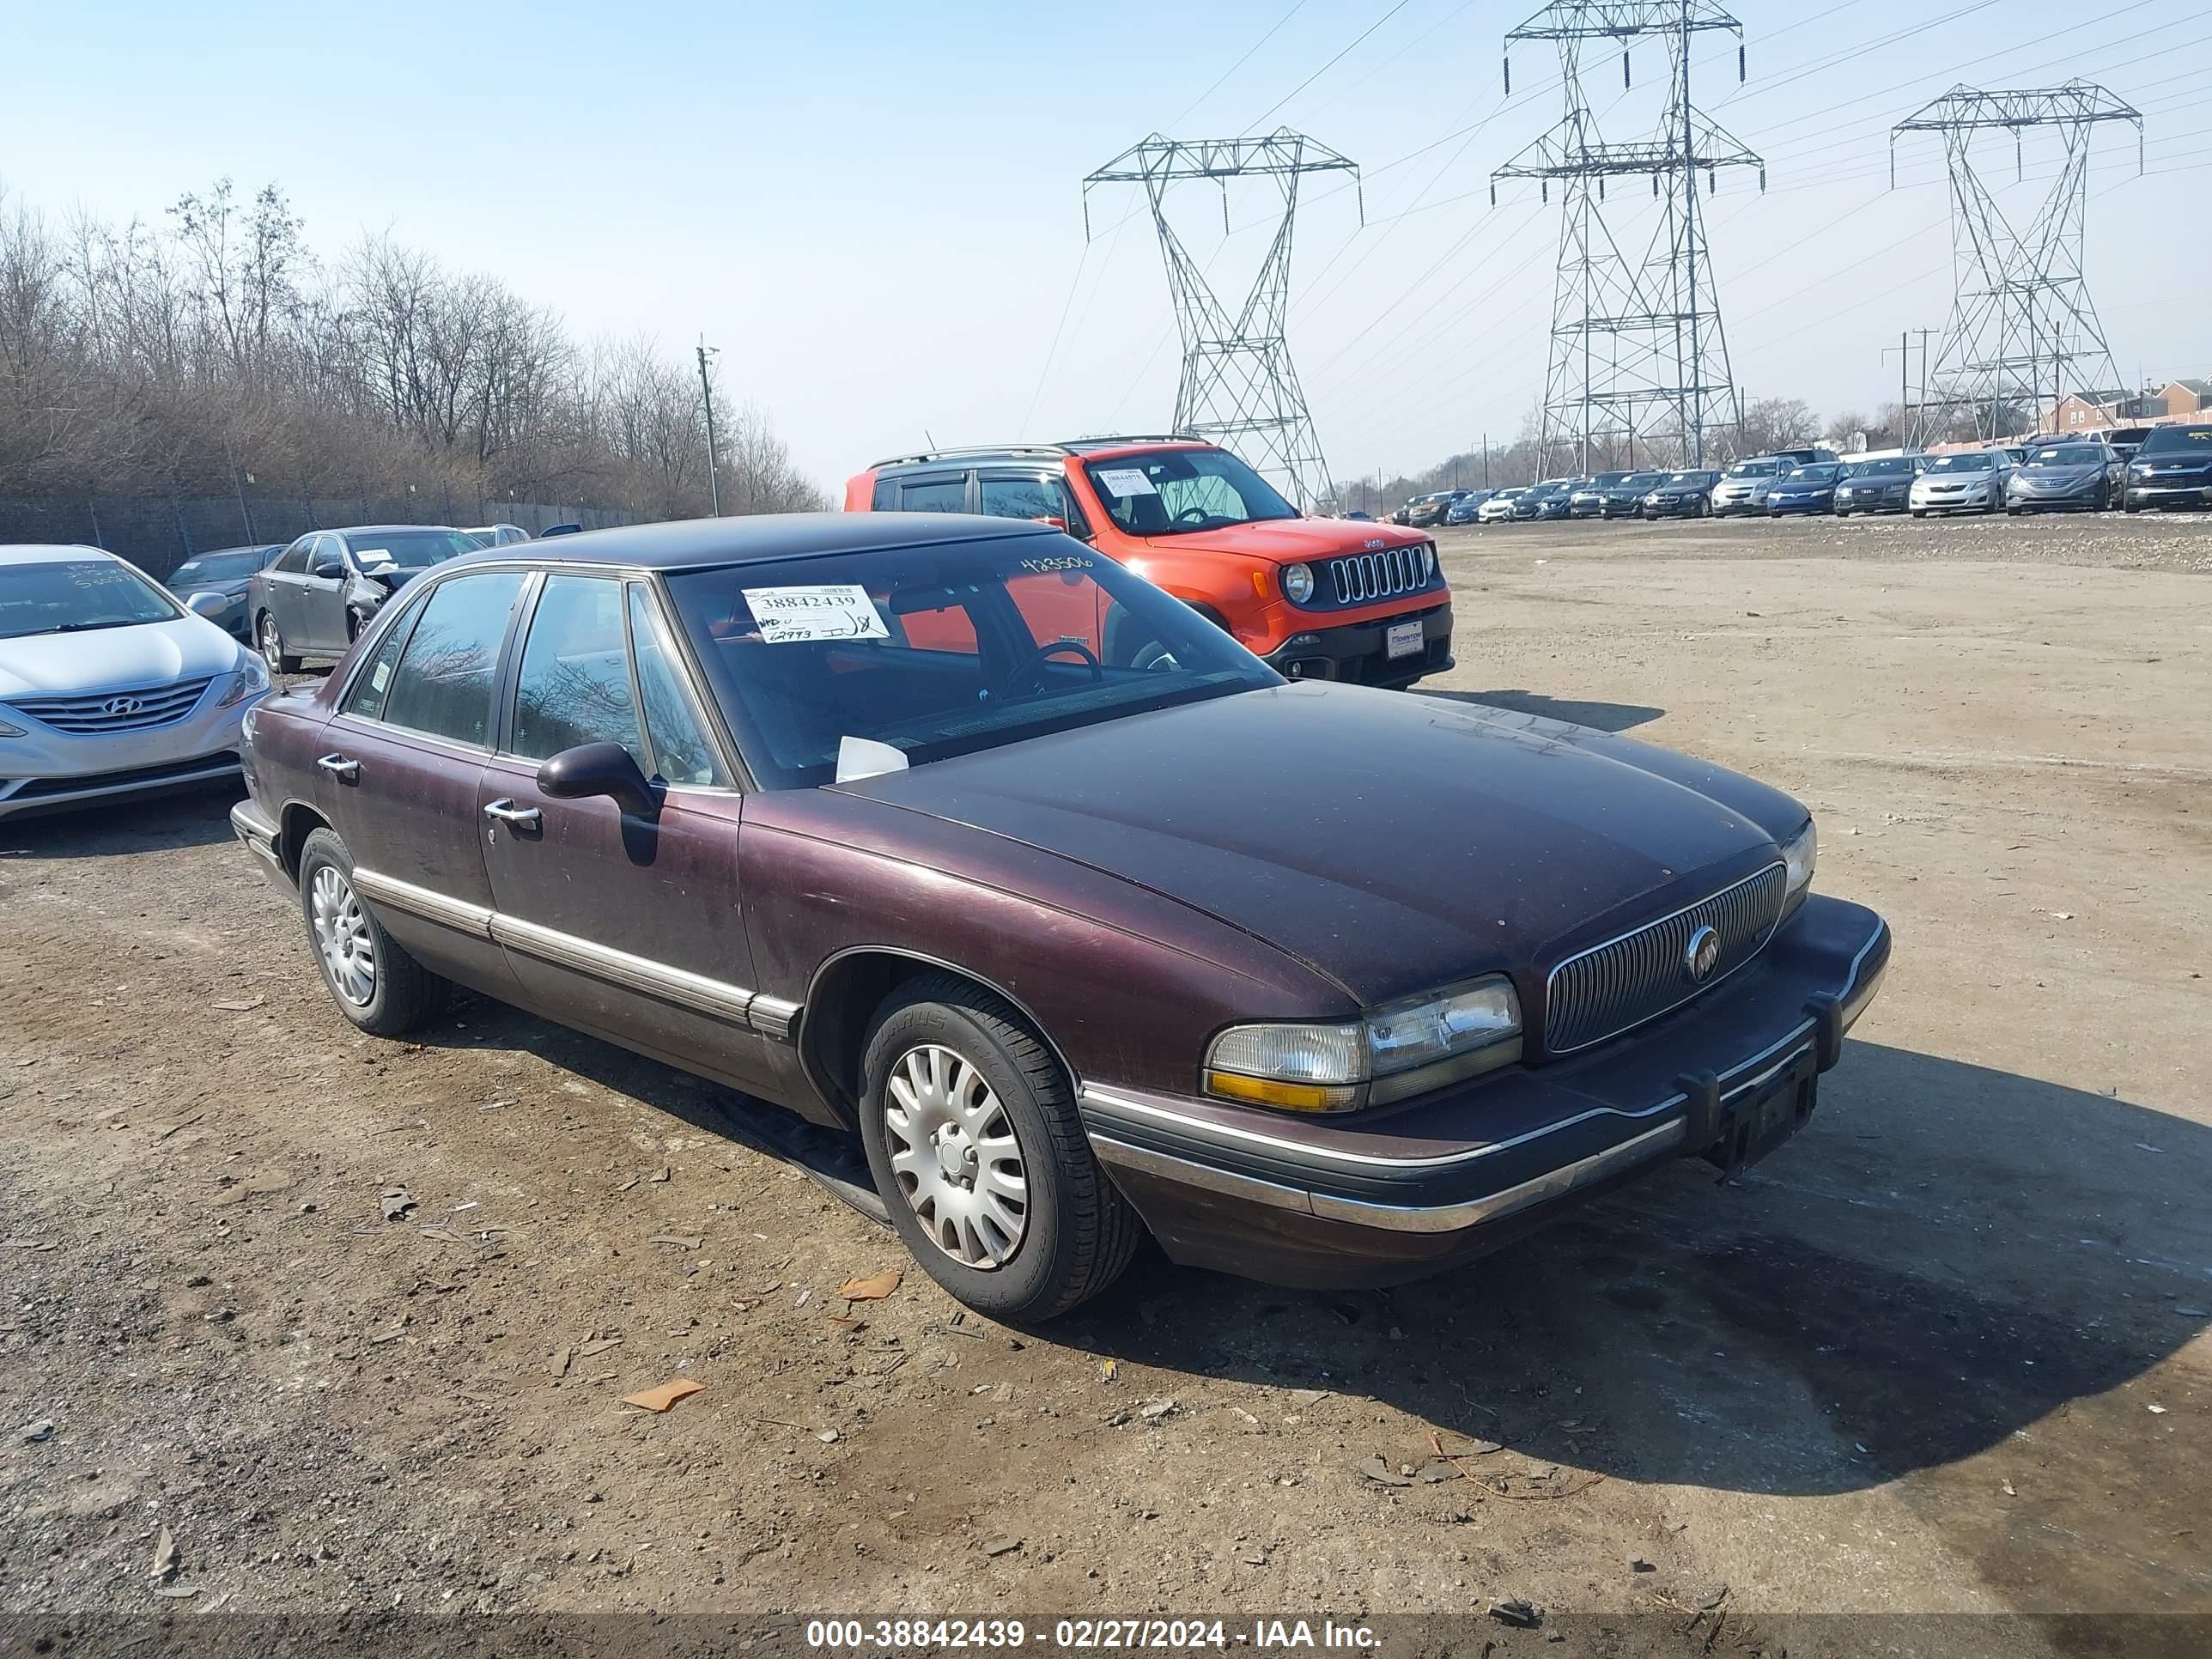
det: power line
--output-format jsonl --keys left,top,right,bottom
{"left": 1240, "top": 0, "right": 1416, "bottom": 137}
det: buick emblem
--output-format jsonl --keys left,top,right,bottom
{"left": 1684, "top": 924, "right": 1722, "bottom": 982}
{"left": 101, "top": 696, "right": 145, "bottom": 717}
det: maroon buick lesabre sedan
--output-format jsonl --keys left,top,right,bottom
{"left": 231, "top": 514, "right": 1889, "bottom": 1321}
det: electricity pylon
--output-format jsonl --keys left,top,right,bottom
{"left": 1893, "top": 82, "right": 2142, "bottom": 445}
{"left": 1084, "top": 131, "right": 1359, "bottom": 512}
{"left": 1493, "top": 0, "right": 1763, "bottom": 472}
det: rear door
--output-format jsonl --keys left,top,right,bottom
{"left": 261, "top": 538, "right": 315, "bottom": 641}
{"left": 300, "top": 535, "right": 352, "bottom": 653}
{"left": 893, "top": 471, "right": 971, "bottom": 513}
{"left": 474, "top": 574, "right": 778, "bottom": 1093}
{"left": 315, "top": 568, "right": 531, "bottom": 996}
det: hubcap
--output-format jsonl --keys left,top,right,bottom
{"left": 261, "top": 616, "right": 283, "bottom": 669}
{"left": 309, "top": 866, "right": 376, "bottom": 1006}
{"left": 883, "top": 1043, "right": 1027, "bottom": 1269}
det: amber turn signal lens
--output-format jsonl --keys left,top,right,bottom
{"left": 1201, "top": 1070, "right": 1359, "bottom": 1114}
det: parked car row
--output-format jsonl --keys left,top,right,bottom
{"left": 1424, "top": 426, "right": 2212, "bottom": 525}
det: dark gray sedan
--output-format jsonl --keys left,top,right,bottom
{"left": 2007, "top": 442, "right": 2118, "bottom": 514}
{"left": 247, "top": 526, "right": 483, "bottom": 672}
{"left": 161, "top": 544, "right": 285, "bottom": 641}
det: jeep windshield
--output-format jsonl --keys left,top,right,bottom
{"left": 665, "top": 537, "right": 1281, "bottom": 790}
{"left": 1080, "top": 448, "right": 1299, "bottom": 537}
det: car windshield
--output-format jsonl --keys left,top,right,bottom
{"left": 664, "top": 536, "right": 1281, "bottom": 790}
{"left": 2032, "top": 446, "right": 2106, "bottom": 465}
{"left": 1786, "top": 465, "right": 1841, "bottom": 482}
{"left": 0, "top": 558, "right": 181, "bottom": 641}
{"left": 1588, "top": 473, "right": 1631, "bottom": 488}
{"left": 1620, "top": 473, "right": 1666, "bottom": 489}
{"left": 169, "top": 548, "right": 268, "bottom": 586}
{"left": 1923, "top": 453, "right": 1995, "bottom": 472}
{"left": 1853, "top": 459, "right": 1913, "bottom": 476}
{"left": 2139, "top": 425, "right": 2212, "bottom": 455}
{"left": 349, "top": 529, "right": 484, "bottom": 567}
{"left": 1081, "top": 449, "right": 1298, "bottom": 537}
{"left": 1727, "top": 462, "right": 1780, "bottom": 478}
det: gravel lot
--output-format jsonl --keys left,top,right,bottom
{"left": 2, "top": 510, "right": 2208, "bottom": 1656}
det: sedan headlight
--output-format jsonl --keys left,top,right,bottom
{"left": 0, "top": 711, "right": 23, "bottom": 738}
{"left": 1281, "top": 562, "right": 1315, "bottom": 604}
{"left": 1204, "top": 975, "right": 1522, "bottom": 1114}
{"left": 213, "top": 653, "right": 271, "bottom": 709}
{"left": 1780, "top": 819, "right": 1817, "bottom": 917}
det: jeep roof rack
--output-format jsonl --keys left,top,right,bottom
{"left": 866, "top": 433, "right": 1208, "bottom": 471}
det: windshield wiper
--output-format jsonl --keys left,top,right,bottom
{"left": 7, "top": 620, "right": 144, "bottom": 638}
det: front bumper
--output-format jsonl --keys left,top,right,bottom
{"left": 1765, "top": 495, "right": 1832, "bottom": 514}
{"left": 1083, "top": 894, "right": 1889, "bottom": 1289}
{"left": 2009, "top": 480, "right": 2105, "bottom": 509}
{"left": 2126, "top": 479, "right": 2212, "bottom": 508}
{"left": 1709, "top": 491, "right": 1764, "bottom": 516}
{"left": 1263, "top": 602, "right": 1454, "bottom": 689}
{"left": 1912, "top": 487, "right": 1996, "bottom": 513}
{"left": 1641, "top": 495, "right": 1705, "bottom": 517}
{"left": 1835, "top": 487, "right": 1909, "bottom": 513}
{"left": 0, "top": 691, "right": 260, "bottom": 820}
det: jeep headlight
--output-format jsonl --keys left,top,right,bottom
{"left": 1281, "top": 562, "right": 1315, "bottom": 604}
{"left": 1204, "top": 975, "right": 1522, "bottom": 1114}
{"left": 1780, "top": 819, "right": 1817, "bottom": 917}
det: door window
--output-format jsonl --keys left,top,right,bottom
{"left": 341, "top": 599, "right": 424, "bottom": 722}
{"left": 897, "top": 474, "right": 968, "bottom": 513}
{"left": 980, "top": 474, "right": 1089, "bottom": 537}
{"left": 307, "top": 535, "right": 346, "bottom": 577}
{"left": 628, "top": 586, "right": 729, "bottom": 787}
{"left": 507, "top": 575, "right": 642, "bottom": 763}
{"left": 275, "top": 538, "right": 313, "bottom": 574}
{"left": 379, "top": 570, "right": 528, "bottom": 747}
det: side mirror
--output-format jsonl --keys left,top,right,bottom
{"left": 537, "top": 741, "right": 658, "bottom": 817}
{"left": 1032, "top": 514, "right": 1068, "bottom": 532}
{"left": 309, "top": 555, "right": 343, "bottom": 578}
{"left": 184, "top": 592, "right": 228, "bottom": 619}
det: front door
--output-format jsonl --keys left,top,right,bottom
{"left": 259, "top": 538, "right": 315, "bottom": 650}
{"left": 299, "top": 535, "right": 353, "bottom": 654}
{"left": 474, "top": 573, "right": 776, "bottom": 1094}
{"left": 314, "top": 568, "right": 531, "bottom": 996}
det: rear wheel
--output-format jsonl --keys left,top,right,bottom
{"left": 296, "top": 829, "right": 442, "bottom": 1037}
{"left": 858, "top": 973, "right": 1139, "bottom": 1323}
{"left": 258, "top": 611, "right": 301, "bottom": 675}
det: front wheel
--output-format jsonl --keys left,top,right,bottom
{"left": 858, "top": 973, "right": 1139, "bottom": 1323}
{"left": 1911, "top": 509, "right": 1928, "bottom": 519}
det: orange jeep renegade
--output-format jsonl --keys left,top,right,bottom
{"left": 842, "top": 437, "right": 1453, "bottom": 689}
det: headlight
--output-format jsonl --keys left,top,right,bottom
{"left": 0, "top": 712, "right": 22, "bottom": 738}
{"left": 1418, "top": 542, "right": 1436, "bottom": 581}
{"left": 1780, "top": 819, "right": 1817, "bottom": 916}
{"left": 1281, "top": 562, "right": 1315, "bottom": 604}
{"left": 1204, "top": 975, "right": 1522, "bottom": 1114}
{"left": 214, "top": 653, "right": 271, "bottom": 708}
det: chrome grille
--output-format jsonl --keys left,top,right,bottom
{"left": 11, "top": 678, "right": 213, "bottom": 733}
{"left": 1544, "top": 862, "right": 1788, "bottom": 1054}
{"left": 1327, "top": 543, "right": 1429, "bottom": 605}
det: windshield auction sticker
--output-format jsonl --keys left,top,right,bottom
{"left": 743, "top": 585, "right": 890, "bottom": 644}
{"left": 1093, "top": 467, "right": 1158, "bottom": 497}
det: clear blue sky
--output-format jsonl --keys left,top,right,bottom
{"left": 8, "top": 1, "right": 2208, "bottom": 489}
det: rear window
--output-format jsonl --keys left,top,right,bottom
{"left": 2139, "top": 425, "right": 2212, "bottom": 454}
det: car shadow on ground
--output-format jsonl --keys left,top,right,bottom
{"left": 1420, "top": 688, "right": 1665, "bottom": 733}
{"left": 1054, "top": 1039, "right": 2212, "bottom": 1501}
{"left": 0, "top": 783, "right": 243, "bottom": 860}
{"left": 417, "top": 998, "right": 2210, "bottom": 1503}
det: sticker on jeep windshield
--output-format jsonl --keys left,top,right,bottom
{"left": 741, "top": 585, "right": 890, "bottom": 644}
{"left": 1093, "top": 467, "right": 1158, "bottom": 497}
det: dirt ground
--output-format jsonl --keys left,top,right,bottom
{"left": 3, "top": 510, "right": 2209, "bottom": 1656}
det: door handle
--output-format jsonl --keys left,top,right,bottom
{"left": 483, "top": 799, "right": 543, "bottom": 830}
{"left": 315, "top": 753, "right": 360, "bottom": 782}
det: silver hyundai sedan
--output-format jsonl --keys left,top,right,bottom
{"left": 0, "top": 545, "right": 271, "bottom": 819}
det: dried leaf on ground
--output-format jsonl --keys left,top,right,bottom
{"left": 210, "top": 997, "right": 264, "bottom": 1012}
{"left": 620, "top": 1378, "right": 704, "bottom": 1413}
{"left": 838, "top": 1269, "right": 902, "bottom": 1301}
{"left": 151, "top": 1527, "right": 178, "bottom": 1578}
{"left": 650, "top": 1234, "right": 704, "bottom": 1249}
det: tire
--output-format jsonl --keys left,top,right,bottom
{"left": 258, "top": 611, "right": 301, "bottom": 675}
{"left": 295, "top": 828, "right": 443, "bottom": 1037}
{"left": 2007, "top": 505, "right": 2023, "bottom": 516}
{"left": 857, "top": 972, "right": 1139, "bottom": 1323}
{"left": 1911, "top": 509, "right": 1928, "bottom": 520}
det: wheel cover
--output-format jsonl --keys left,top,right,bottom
{"left": 309, "top": 866, "right": 376, "bottom": 1006}
{"left": 260, "top": 614, "right": 284, "bottom": 668}
{"left": 883, "top": 1043, "right": 1028, "bottom": 1269}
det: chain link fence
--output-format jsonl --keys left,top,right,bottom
{"left": 0, "top": 490, "right": 638, "bottom": 584}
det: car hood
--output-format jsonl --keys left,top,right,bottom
{"left": 1139, "top": 518, "right": 1429, "bottom": 566}
{"left": 2016, "top": 465, "right": 2102, "bottom": 484}
{"left": 2134, "top": 454, "right": 2212, "bottom": 473}
{"left": 839, "top": 684, "right": 1799, "bottom": 1007}
{"left": 0, "top": 615, "right": 240, "bottom": 700}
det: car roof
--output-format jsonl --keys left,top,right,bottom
{"left": 325, "top": 524, "right": 468, "bottom": 538}
{"left": 0, "top": 544, "right": 118, "bottom": 566}
{"left": 866, "top": 435, "right": 1210, "bottom": 471}
{"left": 442, "top": 512, "right": 1060, "bottom": 574}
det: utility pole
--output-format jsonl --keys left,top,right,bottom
{"left": 696, "top": 338, "right": 723, "bottom": 517}
{"left": 1482, "top": 433, "right": 1491, "bottom": 488}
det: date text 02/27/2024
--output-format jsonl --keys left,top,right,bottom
{"left": 802, "top": 1618, "right": 1380, "bottom": 1651}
